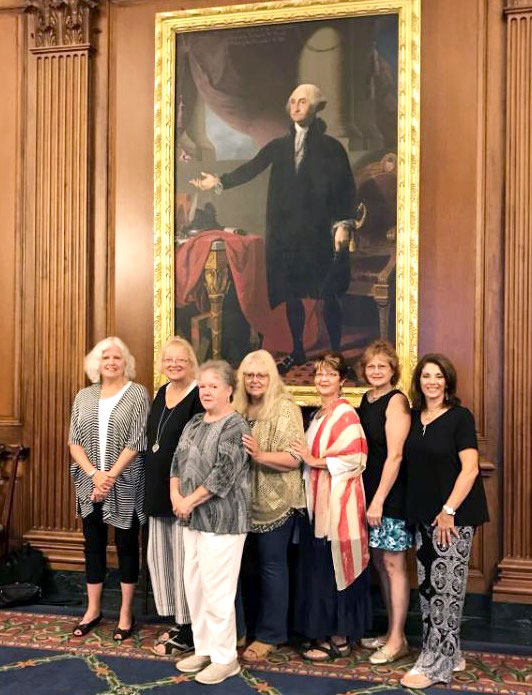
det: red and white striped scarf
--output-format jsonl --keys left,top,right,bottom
{"left": 306, "top": 398, "right": 369, "bottom": 590}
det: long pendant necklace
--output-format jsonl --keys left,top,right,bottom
{"left": 152, "top": 402, "right": 177, "bottom": 452}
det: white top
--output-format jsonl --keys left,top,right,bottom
{"left": 98, "top": 382, "right": 132, "bottom": 471}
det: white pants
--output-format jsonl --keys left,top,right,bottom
{"left": 147, "top": 517, "right": 189, "bottom": 624}
{"left": 182, "top": 526, "right": 246, "bottom": 664}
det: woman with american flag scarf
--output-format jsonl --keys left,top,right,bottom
{"left": 291, "top": 352, "right": 371, "bottom": 661}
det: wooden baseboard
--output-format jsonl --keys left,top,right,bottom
{"left": 493, "top": 557, "right": 532, "bottom": 603}
{"left": 23, "top": 528, "right": 119, "bottom": 570}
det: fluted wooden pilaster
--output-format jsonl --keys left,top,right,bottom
{"left": 22, "top": 0, "right": 97, "bottom": 564}
{"left": 493, "top": 0, "right": 532, "bottom": 603}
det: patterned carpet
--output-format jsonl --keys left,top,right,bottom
{"left": 0, "top": 610, "right": 531, "bottom": 695}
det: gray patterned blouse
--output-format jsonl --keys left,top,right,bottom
{"left": 170, "top": 411, "right": 251, "bottom": 535}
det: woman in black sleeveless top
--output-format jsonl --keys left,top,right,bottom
{"left": 358, "top": 340, "right": 412, "bottom": 665}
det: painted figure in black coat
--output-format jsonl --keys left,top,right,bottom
{"left": 190, "top": 84, "right": 356, "bottom": 372}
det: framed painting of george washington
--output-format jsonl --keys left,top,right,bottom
{"left": 154, "top": 0, "right": 420, "bottom": 404}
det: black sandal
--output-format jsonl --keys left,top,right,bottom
{"left": 158, "top": 626, "right": 181, "bottom": 643}
{"left": 302, "top": 640, "right": 351, "bottom": 662}
{"left": 113, "top": 616, "right": 135, "bottom": 642}
{"left": 72, "top": 613, "right": 103, "bottom": 637}
{"left": 295, "top": 637, "right": 316, "bottom": 653}
{"left": 152, "top": 632, "right": 194, "bottom": 656}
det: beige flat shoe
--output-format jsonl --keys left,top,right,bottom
{"left": 369, "top": 642, "right": 409, "bottom": 665}
{"left": 242, "top": 640, "right": 276, "bottom": 662}
{"left": 400, "top": 668, "right": 438, "bottom": 689}
{"left": 360, "top": 635, "right": 387, "bottom": 649}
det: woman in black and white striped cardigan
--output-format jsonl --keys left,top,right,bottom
{"left": 69, "top": 336, "right": 150, "bottom": 641}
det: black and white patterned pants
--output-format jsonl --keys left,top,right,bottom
{"left": 414, "top": 523, "right": 474, "bottom": 683}
{"left": 147, "top": 517, "right": 190, "bottom": 624}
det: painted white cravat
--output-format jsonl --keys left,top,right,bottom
{"left": 294, "top": 123, "right": 308, "bottom": 171}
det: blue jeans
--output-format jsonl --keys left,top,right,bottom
{"left": 253, "top": 516, "right": 296, "bottom": 645}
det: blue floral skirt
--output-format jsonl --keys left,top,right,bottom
{"left": 368, "top": 516, "right": 414, "bottom": 552}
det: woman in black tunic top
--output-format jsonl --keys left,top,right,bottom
{"left": 401, "top": 354, "right": 489, "bottom": 689}
{"left": 358, "top": 340, "right": 412, "bottom": 665}
{"left": 146, "top": 337, "right": 204, "bottom": 656}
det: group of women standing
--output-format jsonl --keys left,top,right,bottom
{"left": 68, "top": 335, "right": 488, "bottom": 688}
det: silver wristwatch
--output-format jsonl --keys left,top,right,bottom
{"left": 442, "top": 504, "right": 456, "bottom": 516}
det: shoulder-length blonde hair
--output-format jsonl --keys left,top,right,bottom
{"left": 84, "top": 336, "right": 136, "bottom": 384}
{"left": 233, "top": 349, "right": 291, "bottom": 420}
{"left": 156, "top": 336, "right": 198, "bottom": 376}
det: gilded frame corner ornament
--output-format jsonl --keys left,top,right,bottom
{"left": 153, "top": 0, "right": 420, "bottom": 404}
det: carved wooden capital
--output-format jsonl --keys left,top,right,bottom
{"left": 504, "top": 0, "right": 532, "bottom": 14}
{"left": 25, "top": 0, "right": 98, "bottom": 49}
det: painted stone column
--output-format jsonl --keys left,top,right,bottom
{"left": 298, "top": 26, "right": 351, "bottom": 149}
{"left": 493, "top": 0, "right": 532, "bottom": 604}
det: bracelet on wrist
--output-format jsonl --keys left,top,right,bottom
{"left": 88, "top": 468, "right": 97, "bottom": 478}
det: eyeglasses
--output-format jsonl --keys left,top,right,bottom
{"left": 243, "top": 372, "right": 269, "bottom": 381}
{"left": 163, "top": 358, "right": 190, "bottom": 366}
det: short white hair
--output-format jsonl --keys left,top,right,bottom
{"left": 84, "top": 336, "right": 136, "bottom": 384}
{"left": 286, "top": 83, "right": 327, "bottom": 114}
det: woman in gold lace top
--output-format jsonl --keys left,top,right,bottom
{"left": 233, "top": 349, "right": 305, "bottom": 662}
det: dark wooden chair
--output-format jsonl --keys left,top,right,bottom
{"left": 0, "top": 444, "right": 29, "bottom": 559}
{"left": 348, "top": 153, "right": 398, "bottom": 341}
{"left": 348, "top": 225, "right": 397, "bottom": 340}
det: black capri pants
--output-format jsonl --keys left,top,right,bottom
{"left": 82, "top": 503, "right": 140, "bottom": 584}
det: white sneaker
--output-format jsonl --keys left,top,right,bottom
{"left": 176, "top": 653, "right": 210, "bottom": 673}
{"left": 194, "top": 660, "right": 241, "bottom": 684}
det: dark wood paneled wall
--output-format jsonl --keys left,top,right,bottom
{"left": 0, "top": 8, "right": 23, "bottom": 444}
{"left": 419, "top": 0, "right": 506, "bottom": 593}
{"left": 0, "top": 0, "right": 529, "bottom": 600}
{"left": 0, "top": 4, "right": 27, "bottom": 543}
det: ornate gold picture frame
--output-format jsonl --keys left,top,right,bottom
{"left": 154, "top": 0, "right": 420, "bottom": 404}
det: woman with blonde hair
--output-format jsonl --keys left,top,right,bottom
{"left": 146, "top": 337, "right": 204, "bottom": 656}
{"left": 233, "top": 349, "right": 305, "bottom": 662}
{"left": 357, "top": 339, "right": 412, "bottom": 664}
{"left": 69, "top": 336, "right": 149, "bottom": 641}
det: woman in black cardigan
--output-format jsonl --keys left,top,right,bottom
{"left": 146, "top": 337, "right": 204, "bottom": 656}
{"left": 401, "top": 354, "right": 489, "bottom": 689}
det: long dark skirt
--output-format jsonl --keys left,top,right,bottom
{"left": 292, "top": 514, "right": 372, "bottom": 641}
